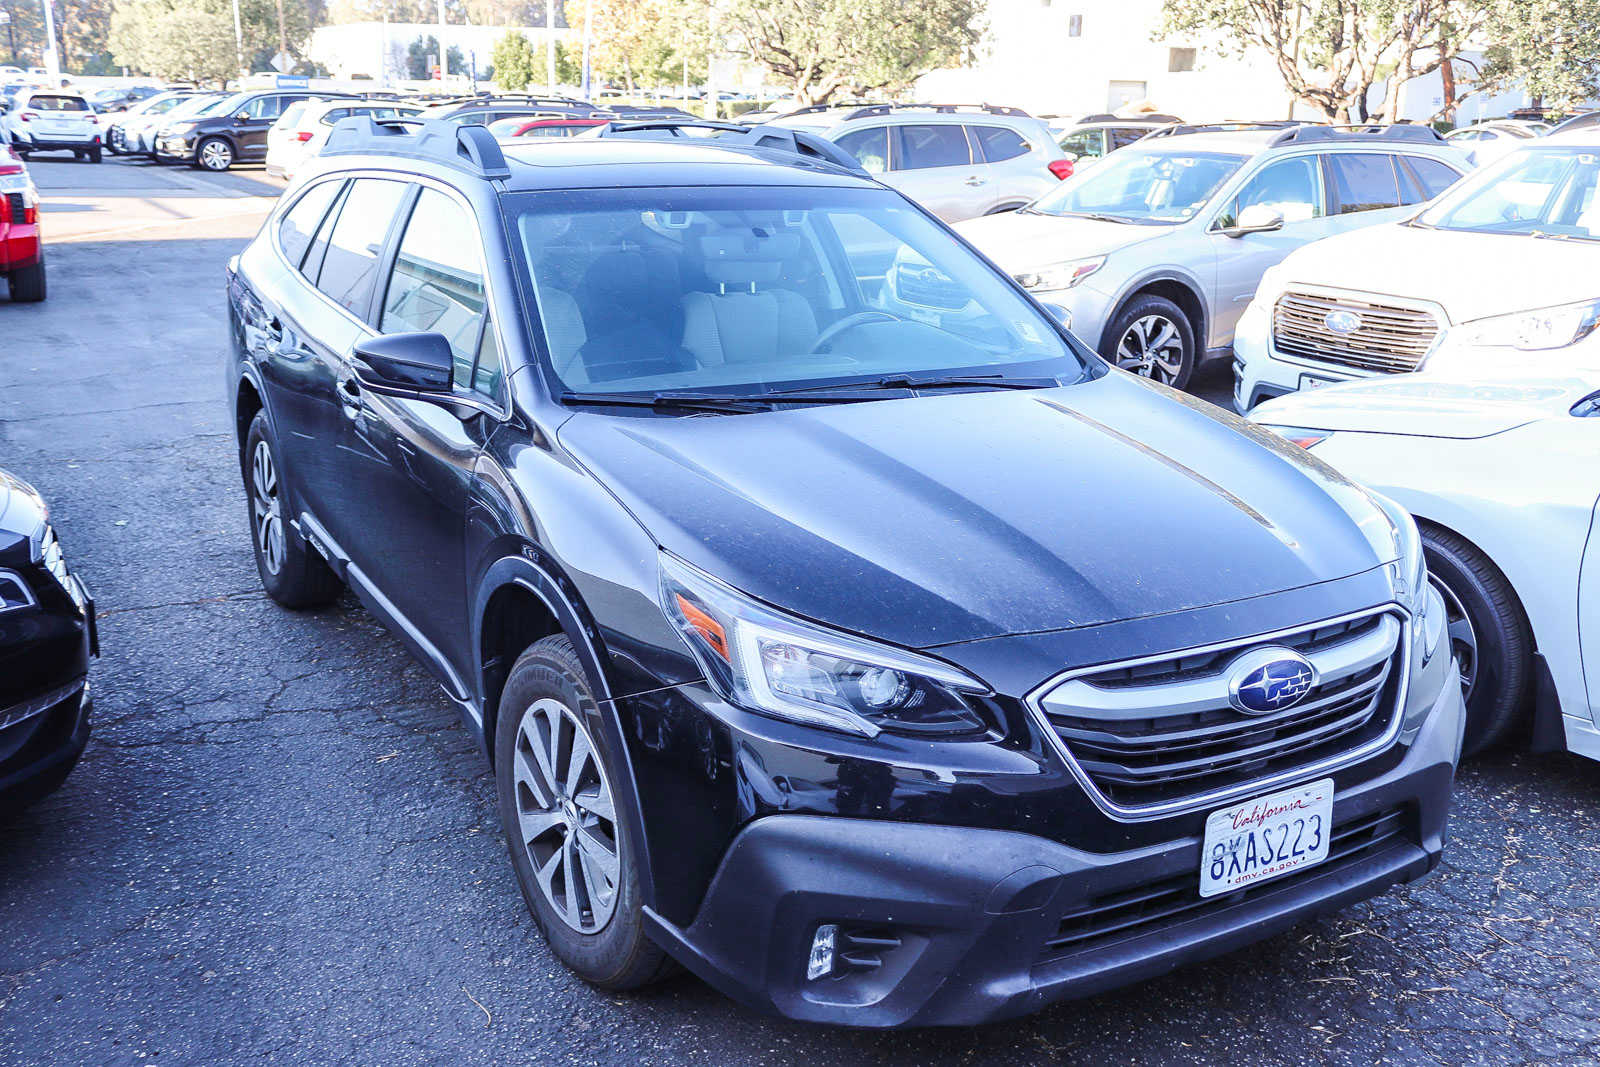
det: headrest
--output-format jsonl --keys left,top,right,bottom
{"left": 698, "top": 232, "right": 804, "bottom": 288}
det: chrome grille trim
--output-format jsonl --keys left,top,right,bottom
{"left": 1023, "top": 606, "right": 1412, "bottom": 822}
{"left": 1272, "top": 290, "right": 1441, "bottom": 374}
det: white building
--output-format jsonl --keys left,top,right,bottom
{"left": 307, "top": 22, "right": 574, "bottom": 85}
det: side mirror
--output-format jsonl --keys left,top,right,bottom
{"left": 234, "top": 111, "right": 252, "bottom": 124}
{"left": 352, "top": 332, "right": 454, "bottom": 394}
{"left": 1225, "top": 203, "right": 1285, "bottom": 238}
{"left": 1042, "top": 302, "right": 1073, "bottom": 331}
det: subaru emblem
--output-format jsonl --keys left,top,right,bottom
{"left": 1324, "top": 309, "right": 1362, "bottom": 335}
{"left": 1227, "top": 648, "right": 1319, "bottom": 716}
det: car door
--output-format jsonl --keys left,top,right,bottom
{"left": 883, "top": 123, "right": 988, "bottom": 222}
{"left": 1319, "top": 151, "right": 1418, "bottom": 237}
{"left": 239, "top": 94, "right": 302, "bottom": 158}
{"left": 1205, "top": 153, "right": 1342, "bottom": 346}
{"left": 350, "top": 184, "right": 499, "bottom": 675}
{"left": 969, "top": 123, "right": 1042, "bottom": 213}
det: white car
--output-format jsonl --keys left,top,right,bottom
{"left": 1234, "top": 129, "right": 1600, "bottom": 411}
{"left": 1, "top": 89, "right": 101, "bottom": 162}
{"left": 1444, "top": 121, "right": 1537, "bottom": 168}
{"left": 125, "top": 92, "right": 223, "bottom": 155}
{"left": 105, "top": 91, "right": 194, "bottom": 155}
{"left": 265, "top": 98, "right": 422, "bottom": 181}
{"left": 1251, "top": 371, "right": 1600, "bottom": 763}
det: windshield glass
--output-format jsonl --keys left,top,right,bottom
{"left": 164, "top": 95, "right": 221, "bottom": 120}
{"left": 1417, "top": 147, "right": 1600, "bottom": 240}
{"left": 1025, "top": 148, "right": 1246, "bottom": 224}
{"left": 510, "top": 185, "right": 1086, "bottom": 395}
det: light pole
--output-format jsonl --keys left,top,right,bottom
{"left": 436, "top": 0, "right": 448, "bottom": 82}
{"left": 230, "top": 0, "right": 246, "bottom": 79}
{"left": 39, "top": 0, "right": 59, "bottom": 79}
{"left": 580, "top": 0, "right": 591, "bottom": 99}
{"left": 0, "top": 10, "right": 16, "bottom": 68}
{"left": 545, "top": 0, "right": 556, "bottom": 91}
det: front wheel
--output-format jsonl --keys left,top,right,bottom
{"left": 1101, "top": 294, "right": 1197, "bottom": 390}
{"left": 242, "top": 411, "right": 341, "bottom": 609}
{"left": 7, "top": 257, "right": 45, "bottom": 302}
{"left": 495, "top": 635, "right": 672, "bottom": 990}
{"left": 196, "top": 136, "right": 234, "bottom": 171}
{"left": 1421, "top": 524, "right": 1531, "bottom": 756}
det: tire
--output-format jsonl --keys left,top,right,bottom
{"left": 87, "top": 145, "right": 102, "bottom": 163}
{"left": 1421, "top": 524, "right": 1531, "bottom": 756}
{"left": 494, "top": 634, "right": 672, "bottom": 991}
{"left": 196, "top": 136, "right": 234, "bottom": 171}
{"left": 1100, "top": 293, "right": 1197, "bottom": 391}
{"left": 242, "top": 411, "right": 341, "bottom": 609}
{"left": 7, "top": 257, "right": 46, "bottom": 302}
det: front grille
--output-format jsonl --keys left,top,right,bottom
{"left": 1033, "top": 609, "right": 1405, "bottom": 813}
{"left": 1040, "top": 806, "right": 1410, "bottom": 961}
{"left": 893, "top": 263, "right": 967, "bottom": 311}
{"left": 1273, "top": 290, "right": 1439, "bottom": 374}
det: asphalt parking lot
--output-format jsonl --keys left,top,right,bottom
{"left": 2, "top": 156, "right": 1599, "bottom": 1066}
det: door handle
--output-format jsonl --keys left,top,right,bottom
{"left": 336, "top": 374, "right": 364, "bottom": 419}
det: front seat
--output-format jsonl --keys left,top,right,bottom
{"left": 681, "top": 233, "right": 819, "bottom": 366}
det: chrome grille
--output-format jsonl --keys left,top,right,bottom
{"left": 1031, "top": 608, "right": 1407, "bottom": 817}
{"left": 893, "top": 263, "right": 967, "bottom": 311}
{"left": 1273, "top": 291, "right": 1439, "bottom": 373}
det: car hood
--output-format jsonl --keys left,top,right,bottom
{"left": 1253, "top": 373, "right": 1596, "bottom": 439}
{"left": 956, "top": 210, "right": 1162, "bottom": 272}
{"left": 558, "top": 373, "right": 1399, "bottom": 649}
{"left": 1272, "top": 223, "right": 1600, "bottom": 323}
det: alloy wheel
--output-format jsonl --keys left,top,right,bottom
{"left": 512, "top": 697, "right": 621, "bottom": 934}
{"left": 200, "top": 140, "right": 232, "bottom": 170}
{"left": 250, "top": 440, "right": 285, "bottom": 576}
{"left": 1429, "top": 574, "right": 1478, "bottom": 701}
{"left": 1115, "top": 314, "right": 1185, "bottom": 384}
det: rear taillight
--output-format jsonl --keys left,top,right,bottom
{"left": 1048, "top": 158, "right": 1075, "bottom": 180}
{"left": 295, "top": 131, "right": 313, "bottom": 142}
{"left": 17, "top": 111, "right": 35, "bottom": 123}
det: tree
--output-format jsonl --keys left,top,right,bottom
{"left": 404, "top": 33, "right": 465, "bottom": 78}
{"left": 491, "top": 28, "right": 539, "bottom": 89}
{"left": 565, "top": 0, "right": 707, "bottom": 92}
{"left": 552, "top": 38, "right": 581, "bottom": 84}
{"left": 719, "top": 0, "right": 983, "bottom": 105}
{"left": 1476, "top": 0, "right": 1600, "bottom": 110}
{"left": 110, "top": 0, "right": 241, "bottom": 84}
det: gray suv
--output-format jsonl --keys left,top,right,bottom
{"left": 957, "top": 123, "right": 1469, "bottom": 389}
{"left": 771, "top": 103, "right": 1071, "bottom": 222}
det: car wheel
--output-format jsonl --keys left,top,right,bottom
{"left": 494, "top": 634, "right": 673, "bottom": 991}
{"left": 7, "top": 257, "right": 46, "bottom": 302}
{"left": 196, "top": 137, "right": 234, "bottom": 171}
{"left": 87, "top": 145, "right": 102, "bottom": 163}
{"left": 1421, "top": 524, "right": 1531, "bottom": 756}
{"left": 1101, "top": 294, "right": 1197, "bottom": 390}
{"left": 242, "top": 411, "right": 341, "bottom": 609}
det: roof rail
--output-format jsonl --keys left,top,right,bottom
{"left": 586, "top": 118, "right": 867, "bottom": 174}
{"left": 776, "top": 101, "right": 892, "bottom": 118}
{"left": 323, "top": 116, "right": 510, "bottom": 180}
{"left": 841, "top": 102, "right": 1032, "bottom": 121}
{"left": 1144, "top": 120, "right": 1303, "bottom": 140}
{"left": 1269, "top": 123, "right": 1445, "bottom": 146}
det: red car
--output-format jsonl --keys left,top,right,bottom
{"left": 0, "top": 144, "right": 43, "bottom": 302}
{"left": 486, "top": 116, "right": 608, "bottom": 139}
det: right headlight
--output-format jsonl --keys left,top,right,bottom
{"left": 659, "top": 551, "right": 990, "bottom": 738}
{"left": 1450, "top": 299, "right": 1600, "bottom": 352}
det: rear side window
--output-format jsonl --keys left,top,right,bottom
{"left": 1109, "top": 127, "right": 1148, "bottom": 150}
{"left": 834, "top": 126, "right": 888, "bottom": 174}
{"left": 971, "top": 125, "right": 1030, "bottom": 163}
{"left": 1058, "top": 128, "right": 1104, "bottom": 159}
{"left": 1325, "top": 153, "right": 1402, "bottom": 214}
{"left": 380, "top": 187, "right": 488, "bottom": 390}
{"left": 278, "top": 179, "right": 344, "bottom": 269}
{"left": 1399, "top": 156, "right": 1461, "bottom": 203}
{"left": 893, "top": 124, "right": 971, "bottom": 170}
{"left": 315, "top": 177, "right": 409, "bottom": 317}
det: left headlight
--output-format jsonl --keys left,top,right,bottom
{"left": 660, "top": 551, "right": 990, "bottom": 738}
{"left": 1451, "top": 298, "right": 1600, "bottom": 352}
{"left": 1014, "top": 254, "right": 1105, "bottom": 293}
{"left": 1370, "top": 492, "right": 1425, "bottom": 615}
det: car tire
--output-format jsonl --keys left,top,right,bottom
{"left": 494, "top": 634, "right": 673, "bottom": 991}
{"left": 196, "top": 136, "right": 234, "bottom": 171}
{"left": 88, "top": 145, "right": 102, "bottom": 163}
{"left": 1421, "top": 523, "right": 1531, "bottom": 756}
{"left": 242, "top": 411, "right": 341, "bottom": 609}
{"left": 1101, "top": 294, "right": 1197, "bottom": 391}
{"left": 7, "top": 257, "right": 46, "bottom": 302}
{"left": 13, "top": 149, "right": 27, "bottom": 161}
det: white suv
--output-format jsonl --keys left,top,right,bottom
{"left": 1, "top": 90, "right": 101, "bottom": 162}
{"left": 1235, "top": 129, "right": 1600, "bottom": 410}
{"left": 770, "top": 103, "right": 1071, "bottom": 222}
{"left": 957, "top": 123, "right": 1467, "bottom": 390}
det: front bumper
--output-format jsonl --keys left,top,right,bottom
{"left": 646, "top": 668, "right": 1463, "bottom": 1027}
{"left": 1232, "top": 309, "right": 1369, "bottom": 412}
{"left": 1025, "top": 281, "right": 1115, "bottom": 351}
{"left": 155, "top": 135, "right": 194, "bottom": 160}
{"left": 0, "top": 677, "right": 91, "bottom": 810}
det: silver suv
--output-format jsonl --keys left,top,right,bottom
{"left": 1055, "top": 113, "right": 1182, "bottom": 168}
{"left": 770, "top": 103, "right": 1070, "bottom": 222}
{"left": 957, "top": 123, "right": 1468, "bottom": 389}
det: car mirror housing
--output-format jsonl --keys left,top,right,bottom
{"left": 235, "top": 111, "right": 252, "bottom": 124}
{"left": 352, "top": 332, "right": 455, "bottom": 394}
{"left": 1225, "top": 203, "right": 1285, "bottom": 238}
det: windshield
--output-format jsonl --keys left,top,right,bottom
{"left": 1416, "top": 147, "right": 1600, "bottom": 240}
{"left": 510, "top": 186, "right": 1086, "bottom": 395}
{"left": 164, "top": 95, "right": 221, "bottom": 120}
{"left": 1025, "top": 148, "right": 1246, "bottom": 224}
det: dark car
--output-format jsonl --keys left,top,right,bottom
{"left": 0, "top": 468, "right": 96, "bottom": 813}
{"left": 425, "top": 94, "right": 607, "bottom": 128}
{"left": 156, "top": 89, "right": 351, "bottom": 171}
{"left": 224, "top": 117, "right": 1464, "bottom": 1027}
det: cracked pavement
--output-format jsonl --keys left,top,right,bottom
{"left": 1, "top": 161, "right": 1598, "bottom": 1066}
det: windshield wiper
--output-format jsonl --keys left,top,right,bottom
{"left": 1065, "top": 211, "right": 1134, "bottom": 224}
{"left": 560, "top": 390, "right": 774, "bottom": 414}
{"left": 771, "top": 373, "right": 1059, "bottom": 395}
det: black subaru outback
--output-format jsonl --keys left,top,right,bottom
{"left": 225, "top": 117, "right": 1464, "bottom": 1026}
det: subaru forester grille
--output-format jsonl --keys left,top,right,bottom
{"left": 1028, "top": 607, "right": 1408, "bottom": 818}
{"left": 1273, "top": 290, "right": 1439, "bottom": 374}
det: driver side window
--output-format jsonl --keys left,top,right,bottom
{"left": 1216, "top": 156, "right": 1323, "bottom": 229}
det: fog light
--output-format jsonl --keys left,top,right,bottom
{"left": 806, "top": 924, "right": 837, "bottom": 981}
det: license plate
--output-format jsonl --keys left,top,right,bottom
{"left": 1298, "top": 373, "right": 1334, "bottom": 390}
{"left": 1199, "top": 778, "right": 1333, "bottom": 898}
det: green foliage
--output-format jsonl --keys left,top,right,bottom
{"left": 404, "top": 34, "right": 465, "bottom": 79}
{"left": 566, "top": 0, "right": 708, "bottom": 91}
{"left": 552, "top": 38, "right": 581, "bottom": 85}
{"left": 491, "top": 29, "right": 539, "bottom": 90}
{"left": 719, "top": 0, "right": 984, "bottom": 105}
{"left": 1478, "top": 0, "right": 1600, "bottom": 108}
{"left": 110, "top": 0, "right": 313, "bottom": 82}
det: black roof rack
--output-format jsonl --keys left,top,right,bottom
{"left": 774, "top": 101, "right": 893, "bottom": 118}
{"left": 841, "top": 102, "right": 1032, "bottom": 121}
{"left": 1142, "top": 120, "right": 1304, "bottom": 140}
{"left": 585, "top": 118, "right": 866, "bottom": 174}
{"left": 1270, "top": 123, "right": 1445, "bottom": 146}
{"left": 323, "top": 116, "right": 509, "bottom": 180}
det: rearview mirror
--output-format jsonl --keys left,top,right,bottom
{"left": 1225, "top": 203, "right": 1285, "bottom": 238}
{"left": 352, "top": 332, "right": 454, "bottom": 394}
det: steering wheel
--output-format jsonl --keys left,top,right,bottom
{"left": 809, "top": 310, "right": 903, "bottom": 353}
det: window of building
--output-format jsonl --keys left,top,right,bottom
{"left": 1168, "top": 47, "right": 1197, "bottom": 73}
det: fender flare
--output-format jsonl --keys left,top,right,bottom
{"left": 1106, "top": 268, "right": 1212, "bottom": 352}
